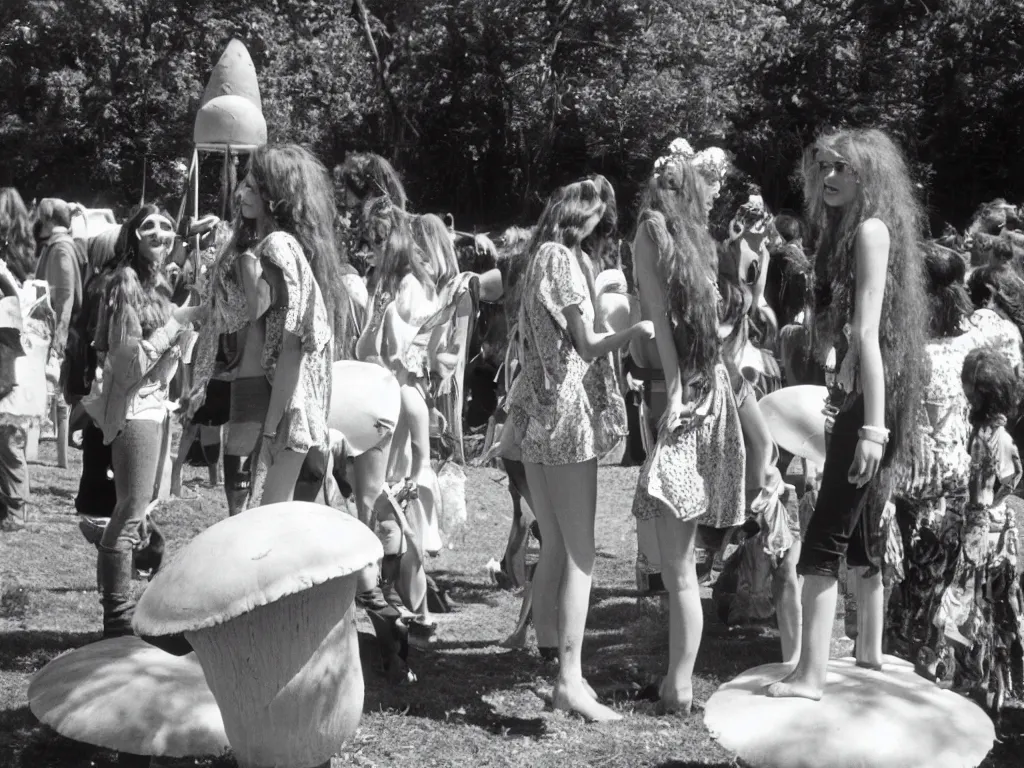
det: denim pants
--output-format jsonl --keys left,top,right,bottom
{"left": 0, "top": 423, "right": 29, "bottom": 524}
{"left": 100, "top": 419, "right": 165, "bottom": 552}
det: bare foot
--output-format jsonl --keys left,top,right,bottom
{"left": 763, "top": 677, "right": 823, "bottom": 701}
{"left": 657, "top": 678, "right": 693, "bottom": 715}
{"left": 553, "top": 679, "right": 623, "bottom": 722}
{"left": 855, "top": 648, "right": 884, "bottom": 671}
{"left": 501, "top": 627, "right": 530, "bottom": 649}
{"left": 582, "top": 677, "right": 598, "bottom": 701}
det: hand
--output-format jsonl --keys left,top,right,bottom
{"left": 632, "top": 320, "right": 655, "bottom": 341}
{"left": 659, "top": 397, "right": 696, "bottom": 435}
{"left": 847, "top": 437, "right": 884, "bottom": 488}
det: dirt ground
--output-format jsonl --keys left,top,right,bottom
{"left": 1, "top": 439, "right": 1021, "bottom": 767}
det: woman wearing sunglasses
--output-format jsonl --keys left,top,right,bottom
{"left": 765, "top": 128, "right": 929, "bottom": 700}
{"left": 83, "top": 204, "right": 199, "bottom": 637}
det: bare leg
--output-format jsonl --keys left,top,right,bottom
{"left": 522, "top": 462, "right": 565, "bottom": 650}
{"left": 542, "top": 459, "right": 621, "bottom": 722}
{"left": 501, "top": 581, "right": 534, "bottom": 649}
{"left": 258, "top": 448, "right": 308, "bottom": 505}
{"left": 352, "top": 437, "right": 391, "bottom": 528}
{"left": 774, "top": 541, "right": 803, "bottom": 665}
{"left": 854, "top": 566, "right": 884, "bottom": 669}
{"left": 170, "top": 423, "right": 199, "bottom": 498}
{"left": 737, "top": 394, "right": 776, "bottom": 491}
{"left": 200, "top": 425, "right": 222, "bottom": 486}
{"left": 764, "top": 573, "right": 837, "bottom": 700}
{"left": 655, "top": 515, "right": 700, "bottom": 714}
{"left": 502, "top": 458, "right": 535, "bottom": 588}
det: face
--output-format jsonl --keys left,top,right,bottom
{"left": 816, "top": 147, "right": 859, "bottom": 208}
{"left": 238, "top": 173, "right": 268, "bottom": 221}
{"left": 698, "top": 179, "right": 721, "bottom": 215}
{"left": 135, "top": 213, "right": 175, "bottom": 264}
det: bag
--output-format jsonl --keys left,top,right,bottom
{"left": 63, "top": 269, "right": 111, "bottom": 402}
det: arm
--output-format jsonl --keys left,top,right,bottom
{"left": 562, "top": 307, "right": 648, "bottom": 362}
{"left": 47, "top": 246, "right": 77, "bottom": 360}
{"left": 633, "top": 222, "right": 686, "bottom": 410}
{"left": 263, "top": 331, "right": 303, "bottom": 438}
{"left": 848, "top": 218, "right": 890, "bottom": 486}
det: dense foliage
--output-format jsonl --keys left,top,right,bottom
{"left": 2, "top": 0, "right": 1021, "bottom": 232}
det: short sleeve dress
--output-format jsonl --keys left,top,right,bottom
{"left": 505, "top": 242, "right": 627, "bottom": 466}
{"left": 249, "top": 231, "right": 333, "bottom": 505}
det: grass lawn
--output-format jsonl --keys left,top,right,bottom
{"left": 1, "top": 439, "right": 1022, "bottom": 767}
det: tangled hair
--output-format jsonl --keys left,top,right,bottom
{"left": 410, "top": 213, "right": 459, "bottom": 289}
{"left": 497, "top": 225, "right": 536, "bottom": 326}
{"left": 967, "top": 263, "right": 1024, "bottom": 335}
{"left": 109, "top": 204, "right": 174, "bottom": 336}
{"left": 514, "top": 178, "right": 611, "bottom": 327}
{"left": 245, "top": 144, "right": 347, "bottom": 343}
{"left": 581, "top": 174, "right": 619, "bottom": 269}
{"left": 35, "top": 197, "right": 72, "bottom": 230}
{"left": 766, "top": 241, "right": 813, "bottom": 327}
{"left": 635, "top": 157, "right": 720, "bottom": 381}
{"left": 804, "top": 127, "right": 928, "bottom": 472}
{"left": 962, "top": 345, "right": 1020, "bottom": 425}
{"left": 968, "top": 198, "right": 1021, "bottom": 236}
{"left": 333, "top": 152, "right": 407, "bottom": 211}
{"left": 87, "top": 226, "right": 121, "bottom": 276}
{"left": 370, "top": 223, "right": 433, "bottom": 300}
{"left": 0, "top": 187, "right": 35, "bottom": 281}
{"left": 773, "top": 211, "right": 804, "bottom": 244}
{"left": 923, "top": 241, "right": 973, "bottom": 338}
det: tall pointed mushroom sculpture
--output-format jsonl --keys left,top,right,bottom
{"left": 133, "top": 502, "right": 383, "bottom": 768}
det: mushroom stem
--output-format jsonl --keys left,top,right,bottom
{"left": 185, "top": 576, "right": 363, "bottom": 768}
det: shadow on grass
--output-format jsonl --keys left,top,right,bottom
{"left": 363, "top": 639, "right": 549, "bottom": 737}
{"left": 428, "top": 573, "right": 504, "bottom": 609}
{"left": 27, "top": 485, "right": 76, "bottom": 503}
{"left": 0, "top": 630, "right": 100, "bottom": 673}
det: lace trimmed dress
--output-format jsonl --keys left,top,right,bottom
{"left": 249, "top": 231, "right": 333, "bottom": 505}
{"left": 505, "top": 242, "right": 627, "bottom": 466}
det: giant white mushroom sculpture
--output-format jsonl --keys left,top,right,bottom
{"left": 28, "top": 636, "right": 229, "bottom": 766}
{"left": 132, "top": 502, "right": 383, "bottom": 768}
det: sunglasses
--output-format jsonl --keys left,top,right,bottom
{"left": 817, "top": 160, "right": 855, "bottom": 176}
{"left": 136, "top": 215, "right": 175, "bottom": 242}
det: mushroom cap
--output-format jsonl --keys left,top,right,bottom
{"left": 704, "top": 656, "right": 995, "bottom": 768}
{"left": 328, "top": 360, "right": 402, "bottom": 455}
{"left": 134, "top": 502, "right": 383, "bottom": 636}
{"left": 28, "top": 636, "right": 228, "bottom": 758}
{"left": 757, "top": 385, "right": 828, "bottom": 466}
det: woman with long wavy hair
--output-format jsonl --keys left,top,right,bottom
{"left": 0, "top": 188, "right": 36, "bottom": 282}
{"left": 630, "top": 153, "right": 747, "bottom": 713}
{"left": 766, "top": 128, "right": 929, "bottom": 700}
{"left": 505, "top": 177, "right": 653, "bottom": 721}
{"left": 84, "top": 204, "right": 197, "bottom": 636}
{"left": 187, "top": 145, "right": 342, "bottom": 510}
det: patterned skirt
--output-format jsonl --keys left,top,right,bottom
{"left": 632, "top": 363, "right": 745, "bottom": 528}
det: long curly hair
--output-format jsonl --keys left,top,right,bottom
{"left": 108, "top": 204, "right": 174, "bottom": 336}
{"left": 635, "top": 157, "right": 720, "bottom": 382}
{"left": 334, "top": 152, "right": 407, "bottom": 211}
{"left": 963, "top": 346, "right": 1020, "bottom": 426}
{"left": 244, "top": 144, "right": 349, "bottom": 349}
{"left": 804, "top": 128, "right": 928, "bottom": 471}
{"left": 922, "top": 241, "right": 973, "bottom": 338}
{"left": 410, "top": 213, "right": 459, "bottom": 290}
{"left": 516, "top": 178, "right": 613, "bottom": 327}
{"left": 0, "top": 187, "right": 35, "bottom": 282}
{"left": 968, "top": 263, "right": 1024, "bottom": 342}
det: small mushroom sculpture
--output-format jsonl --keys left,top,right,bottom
{"left": 28, "top": 635, "right": 229, "bottom": 766}
{"left": 132, "top": 502, "right": 384, "bottom": 768}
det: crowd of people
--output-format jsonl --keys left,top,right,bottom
{"left": 1, "top": 123, "right": 1023, "bottom": 725}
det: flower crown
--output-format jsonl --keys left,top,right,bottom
{"left": 653, "top": 138, "right": 731, "bottom": 187}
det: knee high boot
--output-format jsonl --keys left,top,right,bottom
{"left": 97, "top": 545, "right": 135, "bottom": 638}
{"left": 223, "top": 454, "right": 250, "bottom": 516}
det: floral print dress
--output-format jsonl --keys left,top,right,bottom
{"left": 505, "top": 242, "right": 627, "bottom": 466}
{"left": 248, "top": 231, "right": 333, "bottom": 505}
